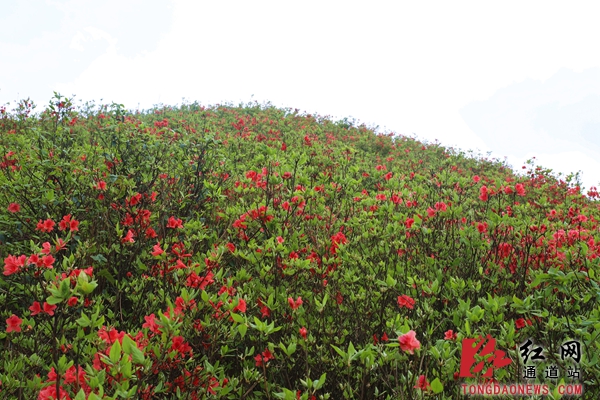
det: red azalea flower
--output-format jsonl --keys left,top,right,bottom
{"left": 29, "top": 301, "right": 42, "bottom": 316}
{"left": 515, "top": 318, "right": 530, "bottom": 329}
{"left": 444, "top": 329, "right": 457, "bottom": 340}
{"left": 233, "top": 298, "right": 247, "bottom": 313}
{"left": 38, "top": 385, "right": 70, "bottom": 400}
{"left": 151, "top": 243, "right": 164, "bottom": 256}
{"left": 41, "top": 242, "right": 52, "bottom": 255}
{"left": 254, "top": 353, "right": 264, "bottom": 367}
{"left": 58, "top": 214, "right": 79, "bottom": 231}
{"left": 479, "top": 185, "right": 488, "bottom": 201}
{"left": 171, "top": 335, "right": 192, "bottom": 355}
{"left": 255, "top": 349, "right": 274, "bottom": 367}
{"left": 95, "top": 180, "right": 107, "bottom": 191}
{"left": 121, "top": 229, "right": 135, "bottom": 243}
{"left": 36, "top": 219, "right": 55, "bottom": 233}
{"left": 55, "top": 238, "right": 67, "bottom": 252}
{"left": 67, "top": 297, "right": 78, "bottom": 307}
{"left": 167, "top": 216, "right": 183, "bottom": 229}
{"left": 258, "top": 299, "right": 271, "bottom": 318}
{"left": 3, "top": 254, "right": 26, "bottom": 276}
{"left": 414, "top": 375, "right": 431, "bottom": 390}
{"left": 398, "top": 330, "right": 421, "bottom": 354}
{"left": 7, "top": 203, "right": 20, "bottom": 213}
{"left": 41, "top": 255, "right": 55, "bottom": 268}
{"left": 128, "top": 193, "right": 142, "bottom": 206}
{"left": 43, "top": 302, "right": 57, "bottom": 316}
{"left": 288, "top": 296, "right": 303, "bottom": 310}
{"left": 397, "top": 295, "right": 415, "bottom": 309}
{"left": 226, "top": 242, "right": 236, "bottom": 253}
{"left": 299, "top": 327, "right": 307, "bottom": 339}
{"left": 142, "top": 314, "right": 160, "bottom": 334}
{"left": 145, "top": 227, "right": 157, "bottom": 238}
{"left": 276, "top": 236, "right": 284, "bottom": 244}
{"left": 6, "top": 314, "right": 23, "bottom": 333}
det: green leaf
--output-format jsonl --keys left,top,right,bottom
{"left": 87, "top": 393, "right": 101, "bottom": 400}
{"left": 90, "top": 254, "right": 108, "bottom": 264}
{"left": 77, "top": 271, "right": 89, "bottom": 285}
{"left": 59, "top": 278, "right": 71, "bottom": 298}
{"left": 348, "top": 341, "right": 356, "bottom": 357}
{"left": 121, "top": 359, "right": 132, "bottom": 379}
{"left": 314, "top": 373, "right": 327, "bottom": 390}
{"left": 430, "top": 378, "right": 443, "bottom": 393}
{"left": 130, "top": 344, "right": 146, "bottom": 364}
{"left": 76, "top": 313, "right": 91, "bottom": 327}
{"left": 46, "top": 295, "right": 63, "bottom": 305}
{"left": 109, "top": 340, "right": 121, "bottom": 364}
{"left": 231, "top": 313, "right": 244, "bottom": 324}
{"left": 331, "top": 345, "right": 346, "bottom": 358}
{"left": 73, "top": 389, "right": 86, "bottom": 400}
{"left": 287, "top": 342, "right": 296, "bottom": 356}
{"left": 121, "top": 334, "right": 135, "bottom": 355}
{"left": 45, "top": 190, "right": 55, "bottom": 202}
{"left": 97, "top": 269, "right": 116, "bottom": 285}
{"left": 238, "top": 324, "right": 247, "bottom": 338}
{"left": 79, "top": 280, "right": 98, "bottom": 295}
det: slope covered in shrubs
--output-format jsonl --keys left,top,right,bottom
{"left": 1, "top": 94, "right": 599, "bottom": 399}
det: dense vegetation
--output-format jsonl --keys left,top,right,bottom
{"left": 1, "top": 94, "right": 599, "bottom": 399}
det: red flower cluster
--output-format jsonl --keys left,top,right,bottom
{"left": 254, "top": 349, "right": 274, "bottom": 367}
{"left": 397, "top": 295, "right": 415, "bottom": 309}
{"left": 414, "top": 375, "right": 431, "bottom": 390}
{"left": 515, "top": 318, "right": 532, "bottom": 329}
{"left": 288, "top": 296, "right": 303, "bottom": 310}
{"left": 58, "top": 214, "right": 79, "bottom": 232}
{"left": 29, "top": 301, "right": 57, "bottom": 316}
{"left": 233, "top": 298, "right": 247, "bottom": 313}
{"left": 36, "top": 218, "right": 55, "bottom": 233}
{"left": 6, "top": 314, "right": 22, "bottom": 333}
{"left": 299, "top": 327, "right": 307, "bottom": 339}
{"left": 167, "top": 216, "right": 183, "bottom": 229}
{"left": 330, "top": 231, "right": 348, "bottom": 254}
{"left": 398, "top": 330, "right": 421, "bottom": 354}
{"left": 479, "top": 185, "right": 488, "bottom": 201}
{"left": 444, "top": 329, "right": 457, "bottom": 340}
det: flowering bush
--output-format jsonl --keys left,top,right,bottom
{"left": 0, "top": 94, "right": 599, "bottom": 398}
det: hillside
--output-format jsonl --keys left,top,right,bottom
{"left": 1, "top": 94, "right": 598, "bottom": 399}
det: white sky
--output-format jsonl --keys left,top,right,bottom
{"left": 2, "top": 0, "right": 600, "bottom": 189}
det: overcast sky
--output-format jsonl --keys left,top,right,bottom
{"left": 2, "top": 0, "right": 600, "bottom": 189}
